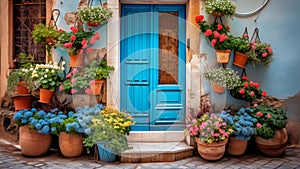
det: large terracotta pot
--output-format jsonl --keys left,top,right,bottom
{"left": 39, "top": 88, "right": 55, "bottom": 103}
{"left": 212, "top": 83, "right": 225, "bottom": 94}
{"left": 255, "top": 128, "right": 288, "bottom": 157}
{"left": 226, "top": 137, "right": 248, "bottom": 156}
{"left": 90, "top": 79, "right": 105, "bottom": 95}
{"left": 59, "top": 132, "right": 84, "bottom": 157}
{"left": 17, "top": 81, "right": 29, "bottom": 94}
{"left": 233, "top": 52, "right": 248, "bottom": 68}
{"left": 215, "top": 50, "right": 231, "bottom": 64}
{"left": 19, "top": 125, "right": 52, "bottom": 156}
{"left": 195, "top": 137, "right": 228, "bottom": 161}
{"left": 13, "top": 95, "right": 32, "bottom": 111}
{"left": 69, "top": 52, "right": 84, "bottom": 68}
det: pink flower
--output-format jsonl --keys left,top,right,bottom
{"left": 71, "top": 35, "right": 76, "bottom": 41}
{"left": 256, "top": 111, "right": 263, "bottom": 117}
{"left": 250, "top": 91, "right": 255, "bottom": 96}
{"left": 244, "top": 82, "right": 249, "bottom": 88}
{"left": 59, "top": 85, "right": 64, "bottom": 91}
{"left": 58, "top": 29, "right": 64, "bottom": 33}
{"left": 250, "top": 81, "right": 255, "bottom": 87}
{"left": 71, "top": 89, "right": 76, "bottom": 94}
{"left": 251, "top": 44, "right": 256, "bottom": 50}
{"left": 72, "top": 68, "right": 78, "bottom": 74}
{"left": 239, "top": 89, "right": 245, "bottom": 94}
{"left": 262, "top": 91, "right": 267, "bottom": 97}
{"left": 256, "top": 123, "right": 262, "bottom": 128}
{"left": 217, "top": 24, "right": 223, "bottom": 30}
{"left": 70, "top": 26, "right": 78, "bottom": 33}
{"left": 211, "top": 39, "right": 217, "bottom": 46}
{"left": 85, "top": 88, "right": 92, "bottom": 94}
{"left": 195, "top": 15, "right": 204, "bottom": 23}
{"left": 254, "top": 83, "right": 260, "bottom": 89}
{"left": 267, "top": 113, "right": 272, "bottom": 118}
{"left": 213, "top": 31, "right": 220, "bottom": 38}
{"left": 253, "top": 103, "right": 258, "bottom": 107}
{"left": 262, "top": 52, "right": 268, "bottom": 57}
{"left": 243, "top": 34, "right": 248, "bottom": 38}
{"left": 90, "top": 38, "right": 96, "bottom": 44}
{"left": 267, "top": 47, "right": 273, "bottom": 54}
{"left": 242, "top": 76, "right": 249, "bottom": 81}
{"left": 219, "top": 34, "right": 228, "bottom": 42}
{"left": 64, "top": 42, "right": 73, "bottom": 48}
{"left": 87, "top": 48, "right": 93, "bottom": 53}
{"left": 66, "top": 73, "right": 72, "bottom": 79}
{"left": 82, "top": 39, "right": 87, "bottom": 45}
{"left": 71, "top": 78, "right": 76, "bottom": 83}
{"left": 94, "top": 32, "right": 100, "bottom": 40}
{"left": 89, "top": 80, "right": 96, "bottom": 85}
{"left": 204, "top": 29, "right": 212, "bottom": 36}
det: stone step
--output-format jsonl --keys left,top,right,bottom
{"left": 127, "top": 131, "right": 185, "bottom": 142}
{"left": 121, "top": 142, "right": 194, "bottom": 162}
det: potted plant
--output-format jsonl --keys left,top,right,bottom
{"left": 84, "top": 58, "right": 115, "bottom": 95}
{"left": 196, "top": 15, "right": 232, "bottom": 63}
{"left": 231, "top": 35, "right": 251, "bottom": 68}
{"left": 13, "top": 108, "right": 53, "bottom": 156}
{"left": 78, "top": 6, "right": 113, "bottom": 27}
{"left": 31, "top": 61, "right": 65, "bottom": 103}
{"left": 83, "top": 107, "right": 134, "bottom": 162}
{"left": 247, "top": 41, "right": 274, "bottom": 67}
{"left": 204, "top": 67, "right": 241, "bottom": 94}
{"left": 249, "top": 104, "right": 288, "bottom": 156}
{"left": 220, "top": 108, "right": 257, "bottom": 155}
{"left": 57, "top": 26, "right": 100, "bottom": 67}
{"left": 204, "top": 0, "right": 236, "bottom": 17}
{"left": 230, "top": 76, "right": 267, "bottom": 104}
{"left": 186, "top": 113, "right": 234, "bottom": 160}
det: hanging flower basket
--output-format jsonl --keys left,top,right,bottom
{"left": 216, "top": 50, "right": 231, "bottom": 64}
{"left": 212, "top": 83, "right": 225, "bottom": 94}
{"left": 87, "top": 21, "right": 101, "bottom": 27}
{"left": 233, "top": 51, "right": 249, "bottom": 68}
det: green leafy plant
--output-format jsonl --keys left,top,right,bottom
{"left": 78, "top": 6, "right": 113, "bottom": 24}
{"left": 83, "top": 107, "right": 134, "bottom": 154}
{"left": 230, "top": 76, "right": 267, "bottom": 103}
{"left": 204, "top": 67, "right": 241, "bottom": 89}
{"left": 84, "top": 58, "right": 115, "bottom": 80}
{"left": 249, "top": 105, "right": 287, "bottom": 139}
{"left": 32, "top": 24, "right": 60, "bottom": 45}
{"left": 19, "top": 53, "right": 35, "bottom": 69}
{"left": 31, "top": 62, "right": 65, "bottom": 91}
{"left": 247, "top": 42, "right": 274, "bottom": 66}
{"left": 204, "top": 0, "right": 236, "bottom": 17}
{"left": 231, "top": 36, "right": 251, "bottom": 54}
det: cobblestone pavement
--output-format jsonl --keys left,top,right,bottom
{"left": 0, "top": 140, "right": 299, "bottom": 169}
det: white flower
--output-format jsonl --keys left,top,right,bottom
{"left": 44, "top": 75, "right": 47, "bottom": 78}
{"left": 51, "top": 70, "right": 55, "bottom": 73}
{"left": 46, "top": 69, "right": 49, "bottom": 72}
{"left": 61, "top": 67, "right": 65, "bottom": 71}
{"left": 62, "top": 61, "right": 66, "bottom": 65}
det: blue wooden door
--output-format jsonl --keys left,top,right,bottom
{"left": 121, "top": 5, "right": 186, "bottom": 131}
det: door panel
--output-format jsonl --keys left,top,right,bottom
{"left": 121, "top": 5, "right": 185, "bottom": 131}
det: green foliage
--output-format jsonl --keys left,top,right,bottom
{"left": 19, "top": 53, "right": 35, "bottom": 69}
{"left": 78, "top": 6, "right": 113, "bottom": 24}
{"left": 204, "top": 67, "right": 241, "bottom": 89}
{"left": 247, "top": 42, "right": 274, "bottom": 67}
{"left": 7, "top": 68, "right": 36, "bottom": 96}
{"left": 205, "top": 0, "right": 236, "bottom": 17}
{"left": 32, "top": 24, "right": 59, "bottom": 45}
{"left": 249, "top": 105, "right": 287, "bottom": 139}
{"left": 230, "top": 36, "right": 251, "bottom": 53}
{"left": 84, "top": 58, "right": 115, "bottom": 80}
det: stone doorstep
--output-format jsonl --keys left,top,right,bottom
{"left": 121, "top": 142, "right": 194, "bottom": 163}
{"left": 127, "top": 131, "right": 186, "bottom": 142}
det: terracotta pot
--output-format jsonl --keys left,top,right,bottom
{"left": 59, "top": 132, "right": 84, "bottom": 157}
{"left": 227, "top": 137, "right": 248, "bottom": 156}
{"left": 39, "top": 88, "right": 55, "bottom": 103}
{"left": 87, "top": 21, "right": 101, "bottom": 27}
{"left": 19, "top": 125, "right": 52, "bottom": 156}
{"left": 212, "top": 12, "right": 225, "bottom": 17}
{"left": 69, "top": 52, "right": 84, "bottom": 68}
{"left": 45, "top": 36, "right": 55, "bottom": 46}
{"left": 17, "top": 81, "right": 29, "bottom": 94}
{"left": 195, "top": 137, "right": 228, "bottom": 161}
{"left": 90, "top": 80, "right": 105, "bottom": 95}
{"left": 13, "top": 95, "right": 32, "bottom": 111}
{"left": 233, "top": 51, "right": 249, "bottom": 68}
{"left": 212, "top": 83, "right": 225, "bottom": 94}
{"left": 215, "top": 50, "right": 231, "bottom": 64}
{"left": 255, "top": 128, "right": 288, "bottom": 157}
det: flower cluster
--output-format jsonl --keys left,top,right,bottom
{"left": 249, "top": 105, "right": 287, "bottom": 139}
{"left": 247, "top": 42, "right": 274, "bottom": 66}
{"left": 186, "top": 113, "right": 234, "bottom": 144}
{"left": 204, "top": 67, "right": 241, "bottom": 89}
{"left": 78, "top": 6, "right": 113, "bottom": 24}
{"left": 31, "top": 61, "right": 65, "bottom": 91}
{"left": 195, "top": 15, "right": 231, "bottom": 50}
{"left": 230, "top": 76, "right": 267, "bottom": 103}
{"left": 13, "top": 108, "right": 52, "bottom": 134}
{"left": 220, "top": 108, "right": 257, "bottom": 140}
{"left": 57, "top": 26, "right": 100, "bottom": 55}
{"left": 205, "top": 0, "right": 236, "bottom": 17}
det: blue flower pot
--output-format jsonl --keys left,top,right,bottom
{"left": 97, "top": 142, "right": 116, "bottom": 162}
